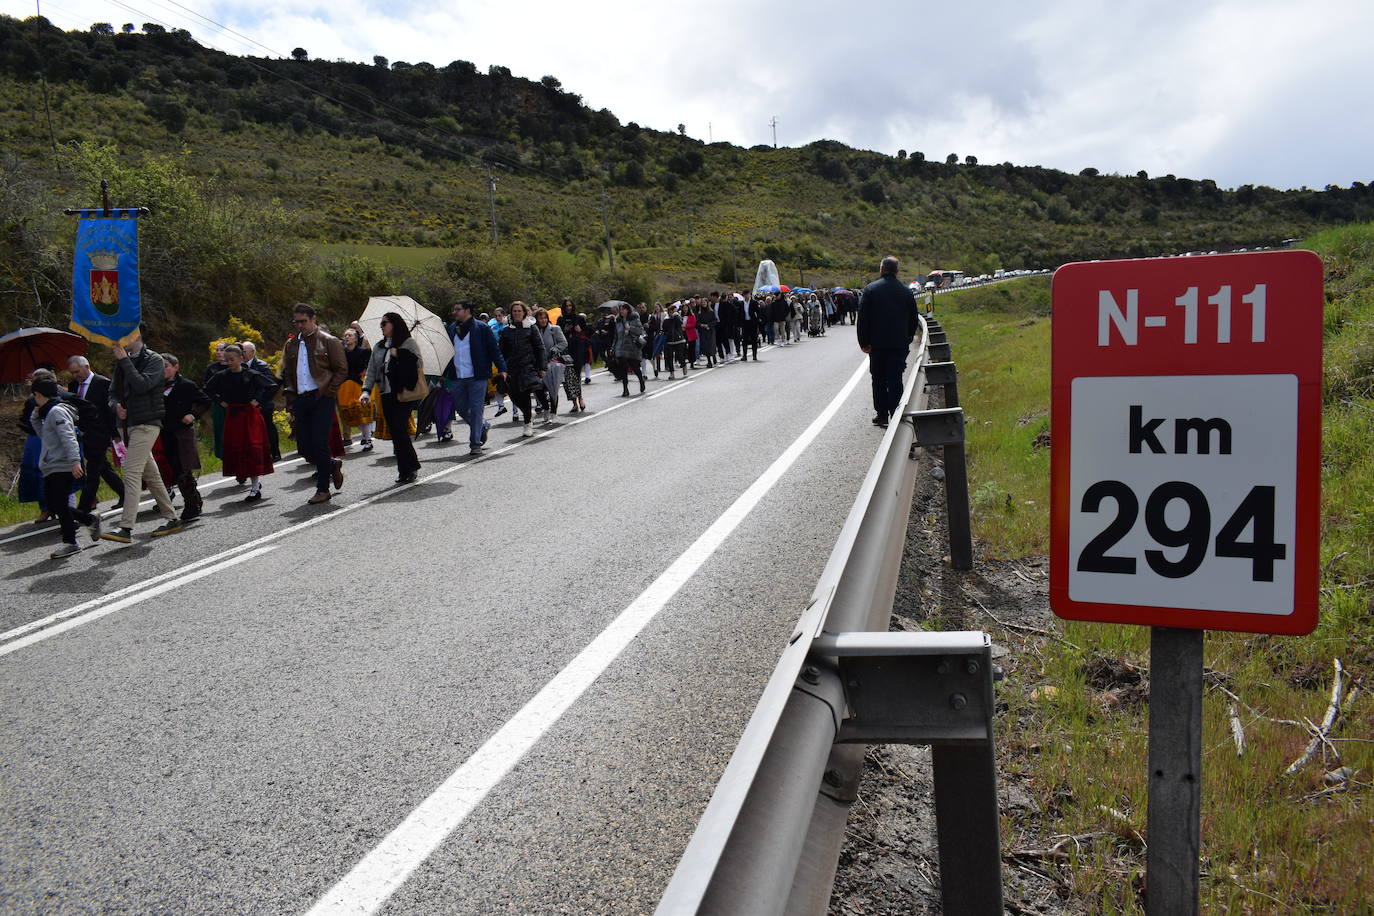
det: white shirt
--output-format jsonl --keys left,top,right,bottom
{"left": 296, "top": 337, "right": 318, "bottom": 393}
{"left": 453, "top": 326, "right": 475, "bottom": 379}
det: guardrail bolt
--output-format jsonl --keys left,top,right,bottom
{"left": 965, "top": 659, "right": 981, "bottom": 675}
{"left": 823, "top": 769, "right": 842, "bottom": 787}
{"left": 801, "top": 666, "right": 821, "bottom": 685}
{"left": 949, "top": 693, "right": 968, "bottom": 710}
{"left": 936, "top": 660, "right": 951, "bottom": 675}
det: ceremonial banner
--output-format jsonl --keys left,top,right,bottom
{"left": 70, "top": 209, "right": 143, "bottom": 346}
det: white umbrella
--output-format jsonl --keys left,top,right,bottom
{"left": 356, "top": 295, "right": 454, "bottom": 377}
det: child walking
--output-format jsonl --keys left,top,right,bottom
{"left": 29, "top": 377, "right": 99, "bottom": 559}
{"left": 205, "top": 344, "right": 275, "bottom": 500}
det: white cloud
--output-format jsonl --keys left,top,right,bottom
{"left": 9, "top": 0, "right": 1372, "bottom": 188}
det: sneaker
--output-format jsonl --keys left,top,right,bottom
{"left": 99, "top": 527, "right": 133, "bottom": 544}
{"left": 494, "top": 406, "right": 508, "bottom": 417}
{"left": 50, "top": 542, "right": 81, "bottom": 560}
{"left": 244, "top": 490, "right": 263, "bottom": 502}
{"left": 360, "top": 439, "right": 374, "bottom": 452}
{"left": 87, "top": 515, "right": 102, "bottom": 542}
{"left": 181, "top": 508, "right": 201, "bottom": 523}
{"left": 469, "top": 446, "right": 485, "bottom": 456}
{"left": 522, "top": 422, "right": 534, "bottom": 438}
{"left": 331, "top": 459, "right": 344, "bottom": 491}
{"left": 307, "top": 491, "right": 331, "bottom": 505}
{"left": 149, "top": 518, "right": 184, "bottom": 537}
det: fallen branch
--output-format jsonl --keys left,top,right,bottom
{"left": 1005, "top": 830, "right": 1113, "bottom": 862}
{"left": 1228, "top": 704, "right": 1246, "bottom": 757}
{"left": 969, "top": 596, "right": 1082, "bottom": 650}
{"left": 1285, "top": 659, "right": 1348, "bottom": 775}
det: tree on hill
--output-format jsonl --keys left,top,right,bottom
{"left": 291, "top": 47, "right": 308, "bottom": 61}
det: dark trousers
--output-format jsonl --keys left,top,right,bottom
{"left": 76, "top": 437, "right": 124, "bottom": 513}
{"left": 262, "top": 405, "right": 281, "bottom": 460}
{"left": 45, "top": 472, "right": 95, "bottom": 545}
{"left": 740, "top": 325, "right": 759, "bottom": 360}
{"left": 292, "top": 391, "right": 337, "bottom": 493}
{"left": 380, "top": 393, "right": 420, "bottom": 475}
{"left": 868, "top": 348, "right": 908, "bottom": 420}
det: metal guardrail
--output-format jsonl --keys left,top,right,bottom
{"left": 657, "top": 318, "right": 1002, "bottom": 915}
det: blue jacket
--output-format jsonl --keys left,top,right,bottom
{"left": 445, "top": 318, "right": 507, "bottom": 381}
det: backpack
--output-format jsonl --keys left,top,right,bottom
{"left": 58, "top": 393, "right": 101, "bottom": 437}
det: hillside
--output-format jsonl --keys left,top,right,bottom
{"left": 2, "top": 14, "right": 1373, "bottom": 366}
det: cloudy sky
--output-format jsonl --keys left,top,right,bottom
{"left": 12, "top": 0, "right": 1372, "bottom": 190}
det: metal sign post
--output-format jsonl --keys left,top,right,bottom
{"left": 1049, "top": 251, "right": 1324, "bottom": 914}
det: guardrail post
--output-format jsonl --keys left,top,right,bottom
{"left": 907, "top": 407, "right": 973, "bottom": 570}
{"left": 923, "top": 361, "right": 959, "bottom": 409}
{"left": 818, "top": 631, "right": 1003, "bottom": 915}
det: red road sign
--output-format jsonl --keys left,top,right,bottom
{"left": 1050, "top": 250, "right": 1323, "bottom": 634}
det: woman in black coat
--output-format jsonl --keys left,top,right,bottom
{"left": 498, "top": 300, "right": 546, "bottom": 438}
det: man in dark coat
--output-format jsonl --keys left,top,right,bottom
{"left": 65, "top": 355, "right": 126, "bottom": 513}
{"left": 159, "top": 355, "right": 212, "bottom": 521}
{"left": 857, "top": 256, "right": 921, "bottom": 428}
{"left": 445, "top": 301, "right": 507, "bottom": 456}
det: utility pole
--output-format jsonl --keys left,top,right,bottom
{"left": 600, "top": 189, "right": 614, "bottom": 273}
{"left": 485, "top": 166, "right": 499, "bottom": 244}
{"left": 35, "top": 0, "right": 58, "bottom": 155}
{"left": 708, "top": 121, "right": 713, "bottom": 143}
{"left": 769, "top": 116, "right": 778, "bottom": 149}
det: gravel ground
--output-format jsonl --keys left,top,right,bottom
{"left": 828, "top": 395, "right": 1081, "bottom": 916}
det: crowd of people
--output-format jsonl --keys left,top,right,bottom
{"left": 16, "top": 264, "right": 918, "bottom": 562}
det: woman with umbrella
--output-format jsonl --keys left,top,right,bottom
{"left": 361, "top": 313, "right": 425, "bottom": 483}
{"left": 498, "top": 301, "right": 546, "bottom": 437}
{"left": 612, "top": 302, "right": 646, "bottom": 395}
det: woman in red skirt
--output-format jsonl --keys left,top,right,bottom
{"left": 204, "top": 344, "right": 275, "bottom": 500}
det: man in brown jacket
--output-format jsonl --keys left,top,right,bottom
{"left": 281, "top": 303, "right": 348, "bottom": 504}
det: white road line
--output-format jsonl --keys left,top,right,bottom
{"left": 646, "top": 378, "right": 697, "bottom": 400}
{"left": 303, "top": 357, "right": 869, "bottom": 916}
{"left": 0, "top": 545, "right": 279, "bottom": 658}
{"left": 1, "top": 371, "right": 680, "bottom": 653}
{"left": 0, "top": 455, "right": 307, "bottom": 548}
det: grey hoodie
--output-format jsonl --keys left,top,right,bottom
{"left": 32, "top": 401, "right": 82, "bottom": 475}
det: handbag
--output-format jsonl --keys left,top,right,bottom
{"left": 397, "top": 373, "right": 429, "bottom": 403}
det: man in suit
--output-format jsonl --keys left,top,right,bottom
{"left": 241, "top": 341, "right": 283, "bottom": 461}
{"left": 66, "top": 355, "right": 126, "bottom": 513}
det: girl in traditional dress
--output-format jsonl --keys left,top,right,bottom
{"left": 339, "top": 327, "right": 374, "bottom": 450}
{"left": 204, "top": 345, "right": 275, "bottom": 501}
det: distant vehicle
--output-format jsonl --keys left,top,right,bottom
{"left": 993, "top": 269, "right": 1005, "bottom": 279}
{"left": 924, "top": 281, "right": 936, "bottom": 291}
{"left": 927, "top": 269, "right": 966, "bottom": 289}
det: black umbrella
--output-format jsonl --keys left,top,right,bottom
{"left": 0, "top": 327, "right": 88, "bottom": 383}
{"left": 597, "top": 300, "right": 631, "bottom": 311}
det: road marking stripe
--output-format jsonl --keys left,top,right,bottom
{"left": 0, "top": 546, "right": 279, "bottom": 658}
{"left": 0, "top": 455, "right": 308, "bottom": 547}
{"left": 0, "top": 365, "right": 703, "bottom": 652}
{"left": 303, "top": 357, "right": 869, "bottom": 916}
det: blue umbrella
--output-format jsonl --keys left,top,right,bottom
{"left": 791, "top": 287, "right": 813, "bottom": 294}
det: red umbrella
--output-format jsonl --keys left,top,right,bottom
{"left": 0, "top": 327, "right": 88, "bottom": 383}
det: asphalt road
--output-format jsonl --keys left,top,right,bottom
{"left": 0, "top": 324, "right": 890, "bottom": 915}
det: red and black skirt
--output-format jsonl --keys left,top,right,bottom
{"left": 222, "top": 404, "right": 274, "bottom": 478}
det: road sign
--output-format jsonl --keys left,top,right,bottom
{"left": 1050, "top": 251, "right": 1323, "bottom": 634}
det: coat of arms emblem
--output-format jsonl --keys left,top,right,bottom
{"left": 87, "top": 250, "right": 120, "bottom": 316}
